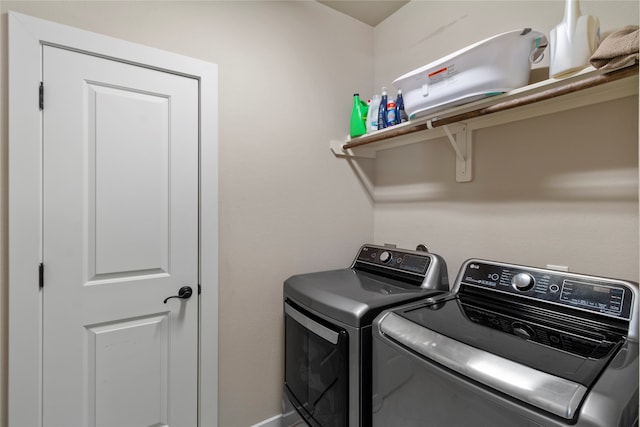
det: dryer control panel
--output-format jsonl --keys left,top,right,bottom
{"left": 459, "top": 260, "right": 636, "bottom": 321}
{"left": 351, "top": 244, "right": 449, "bottom": 291}
{"left": 355, "top": 245, "right": 431, "bottom": 275}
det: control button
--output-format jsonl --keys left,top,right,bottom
{"left": 512, "top": 322, "right": 535, "bottom": 340}
{"left": 549, "top": 284, "right": 560, "bottom": 293}
{"left": 379, "top": 251, "right": 392, "bottom": 264}
{"left": 512, "top": 272, "right": 535, "bottom": 291}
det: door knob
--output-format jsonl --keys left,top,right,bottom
{"left": 163, "top": 286, "right": 193, "bottom": 304}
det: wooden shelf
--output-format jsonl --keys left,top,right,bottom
{"left": 330, "top": 64, "right": 639, "bottom": 182}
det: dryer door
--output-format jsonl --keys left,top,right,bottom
{"left": 284, "top": 301, "right": 348, "bottom": 427}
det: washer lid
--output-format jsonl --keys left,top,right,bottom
{"left": 284, "top": 268, "right": 443, "bottom": 327}
{"left": 377, "top": 311, "right": 589, "bottom": 420}
{"left": 385, "top": 292, "right": 626, "bottom": 392}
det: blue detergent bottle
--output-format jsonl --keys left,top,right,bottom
{"left": 377, "top": 87, "right": 388, "bottom": 130}
{"left": 396, "top": 89, "right": 408, "bottom": 123}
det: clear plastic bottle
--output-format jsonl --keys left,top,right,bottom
{"left": 386, "top": 96, "right": 397, "bottom": 126}
{"left": 377, "top": 87, "right": 388, "bottom": 130}
{"left": 366, "top": 94, "right": 381, "bottom": 132}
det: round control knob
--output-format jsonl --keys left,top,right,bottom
{"left": 379, "top": 251, "right": 392, "bottom": 264}
{"left": 511, "top": 272, "right": 535, "bottom": 291}
{"left": 511, "top": 322, "right": 536, "bottom": 340}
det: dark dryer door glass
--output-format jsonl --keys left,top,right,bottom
{"left": 284, "top": 301, "right": 348, "bottom": 427}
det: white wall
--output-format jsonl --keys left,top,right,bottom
{"left": 0, "top": 2, "right": 374, "bottom": 426}
{"left": 371, "top": 1, "right": 639, "bottom": 283}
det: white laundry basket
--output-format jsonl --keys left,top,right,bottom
{"left": 393, "top": 28, "right": 548, "bottom": 119}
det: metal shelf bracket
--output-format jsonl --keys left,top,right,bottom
{"left": 331, "top": 122, "right": 473, "bottom": 182}
{"left": 442, "top": 124, "right": 472, "bottom": 182}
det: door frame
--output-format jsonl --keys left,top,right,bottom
{"left": 8, "top": 11, "right": 219, "bottom": 427}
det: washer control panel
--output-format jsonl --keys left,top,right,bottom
{"left": 460, "top": 260, "right": 636, "bottom": 320}
{"left": 354, "top": 245, "right": 432, "bottom": 276}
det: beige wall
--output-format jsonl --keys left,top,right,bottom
{"left": 371, "top": 1, "right": 639, "bottom": 283}
{"left": 0, "top": 2, "right": 374, "bottom": 426}
{"left": 1, "top": 1, "right": 638, "bottom": 426}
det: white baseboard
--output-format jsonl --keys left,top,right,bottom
{"left": 250, "top": 413, "right": 282, "bottom": 427}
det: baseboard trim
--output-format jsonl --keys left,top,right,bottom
{"left": 250, "top": 413, "right": 282, "bottom": 427}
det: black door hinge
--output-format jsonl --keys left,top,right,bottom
{"left": 198, "top": 284, "right": 201, "bottom": 295}
{"left": 39, "top": 263, "right": 44, "bottom": 288}
{"left": 39, "top": 82, "right": 44, "bottom": 110}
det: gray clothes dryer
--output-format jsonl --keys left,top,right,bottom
{"left": 283, "top": 244, "right": 450, "bottom": 427}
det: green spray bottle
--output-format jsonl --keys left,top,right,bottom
{"left": 349, "top": 93, "right": 368, "bottom": 138}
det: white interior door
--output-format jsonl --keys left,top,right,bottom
{"left": 42, "top": 45, "right": 199, "bottom": 427}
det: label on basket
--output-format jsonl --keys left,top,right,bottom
{"left": 428, "top": 67, "right": 448, "bottom": 79}
{"left": 427, "top": 64, "right": 458, "bottom": 85}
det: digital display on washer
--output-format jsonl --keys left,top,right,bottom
{"left": 400, "top": 255, "right": 430, "bottom": 274}
{"left": 560, "top": 280, "right": 624, "bottom": 314}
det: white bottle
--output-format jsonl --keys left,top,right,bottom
{"left": 366, "top": 94, "right": 382, "bottom": 133}
{"left": 549, "top": 0, "right": 600, "bottom": 78}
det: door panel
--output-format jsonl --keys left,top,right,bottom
{"left": 86, "top": 313, "right": 169, "bottom": 427}
{"left": 89, "top": 84, "right": 170, "bottom": 277}
{"left": 43, "top": 45, "right": 198, "bottom": 427}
